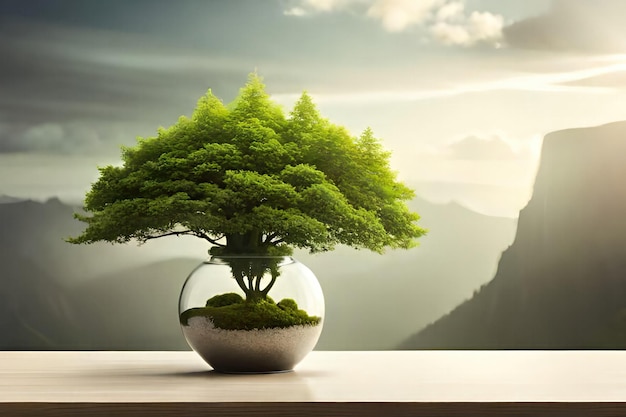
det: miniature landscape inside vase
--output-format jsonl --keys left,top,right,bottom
{"left": 178, "top": 256, "right": 325, "bottom": 372}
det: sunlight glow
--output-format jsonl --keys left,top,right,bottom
{"left": 273, "top": 57, "right": 626, "bottom": 105}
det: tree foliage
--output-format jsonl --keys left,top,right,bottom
{"left": 69, "top": 73, "right": 426, "bottom": 258}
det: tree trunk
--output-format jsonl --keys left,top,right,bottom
{"left": 225, "top": 252, "right": 281, "bottom": 304}
{"left": 225, "top": 231, "right": 263, "bottom": 254}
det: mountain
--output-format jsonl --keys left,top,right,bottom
{"left": 68, "top": 258, "right": 197, "bottom": 350}
{"left": 0, "top": 199, "right": 81, "bottom": 349}
{"left": 400, "top": 121, "right": 626, "bottom": 349}
{"left": 0, "top": 194, "right": 516, "bottom": 350}
{"left": 0, "top": 195, "right": 25, "bottom": 204}
{"left": 0, "top": 198, "right": 203, "bottom": 349}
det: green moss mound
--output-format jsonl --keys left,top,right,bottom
{"left": 180, "top": 295, "right": 321, "bottom": 330}
{"left": 277, "top": 298, "right": 298, "bottom": 312}
{"left": 206, "top": 292, "right": 245, "bottom": 307}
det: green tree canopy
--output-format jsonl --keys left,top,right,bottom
{"left": 69, "top": 73, "right": 426, "bottom": 257}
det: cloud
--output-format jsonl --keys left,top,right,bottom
{"left": 503, "top": 0, "right": 626, "bottom": 53}
{"left": 444, "top": 135, "right": 522, "bottom": 160}
{"left": 436, "top": 1, "right": 464, "bottom": 21}
{"left": 283, "top": 7, "right": 308, "bottom": 16}
{"left": 284, "top": 0, "right": 504, "bottom": 46}
{"left": 413, "top": 133, "right": 542, "bottom": 176}
{"left": 0, "top": 17, "right": 268, "bottom": 154}
{"left": 430, "top": 11, "right": 503, "bottom": 46}
{"left": 414, "top": 133, "right": 541, "bottom": 164}
{"left": 283, "top": 0, "right": 365, "bottom": 15}
{"left": 19, "top": 122, "right": 121, "bottom": 155}
{"left": 0, "top": 121, "right": 143, "bottom": 155}
{"left": 366, "top": 0, "right": 444, "bottom": 32}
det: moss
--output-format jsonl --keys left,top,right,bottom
{"left": 206, "top": 292, "right": 244, "bottom": 307}
{"left": 277, "top": 298, "right": 298, "bottom": 312}
{"left": 180, "top": 296, "right": 321, "bottom": 330}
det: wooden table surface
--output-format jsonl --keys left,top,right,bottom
{"left": 1, "top": 351, "right": 625, "bottom": 416}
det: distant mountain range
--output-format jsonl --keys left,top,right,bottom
{"left": 0, "top": 192, "right": 516, "bottom": 350}
{"left": 400, "top": 121, "right": 626, "bottom": 349}
{"left": 0, "top": 195, "right": 26, "bottom": 204}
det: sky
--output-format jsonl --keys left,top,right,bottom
{"left": 2, "top": 0, "right": 626, "bottom": 217}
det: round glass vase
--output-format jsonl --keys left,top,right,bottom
{"left": 179, "top": 255, "right": 324, "bottom": 373}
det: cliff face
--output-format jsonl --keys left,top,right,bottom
{"left": 401, "top": 121, "right": 626, "bottom": 349}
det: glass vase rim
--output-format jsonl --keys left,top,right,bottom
{"left": 207, "top": 255, "right": 295, "bottom": 260}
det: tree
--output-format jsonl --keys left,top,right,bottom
{"left": 69, "top": 73, "right": 426, "bottom": 305}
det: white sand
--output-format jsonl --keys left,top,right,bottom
{"left": 182, "top": 316, "right": 323, "bottom": 372}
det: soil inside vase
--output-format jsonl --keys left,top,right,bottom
{"left": 181, "top": 315, "right": 323, "bottom": 373}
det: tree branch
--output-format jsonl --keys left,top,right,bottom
{"left": 143, "top": 230, "right": 226, "bottom": 247}
{"left": 262, "top": 233, "right": 285, "bottom": 246}
{"left": 263, "top": 232, "right": 278, "bottom": 244}
{"left": 143, "top": 231, "right": 194, "bottom": 240}
{"left": 261, "top": 274, "right": 278, "bottom": 297}
{"left": 195, "top": 231, "right": 226, "bottom": 247}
